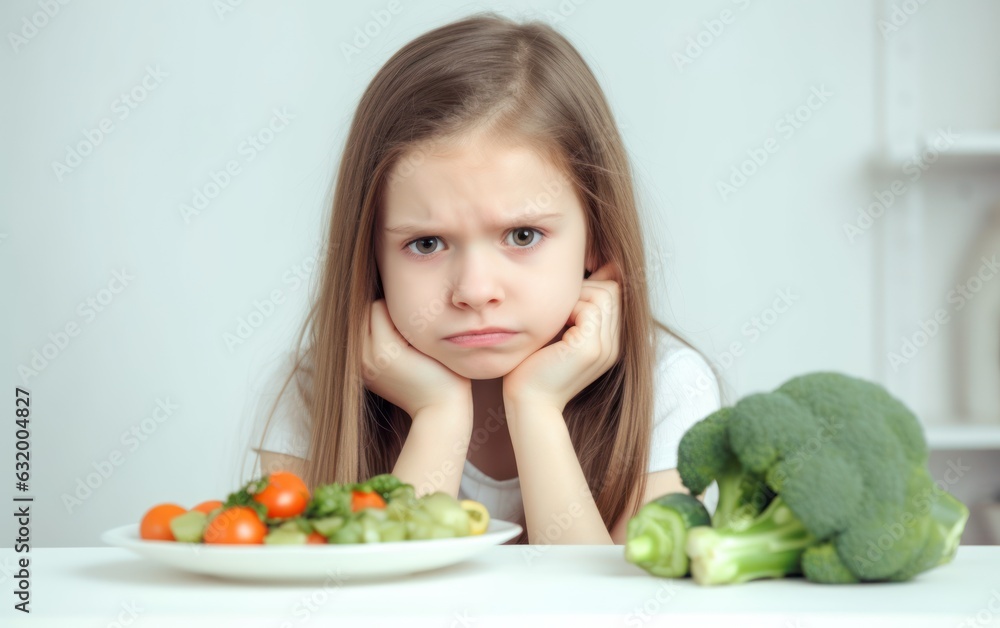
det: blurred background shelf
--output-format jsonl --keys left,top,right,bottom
{"left": 925, "top": 424, "right": 1000, "bottom": 450}
{"left": 921, "top": 130, "right": 1000, "bottom": 159}
{"left": 884, "top": 131, "right": 1000, "bottom": 168}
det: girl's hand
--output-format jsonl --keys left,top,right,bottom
{"left": 502, "top": 262, "right": 623, "bottom": 413}
{"left": 362, "top": 298, "right": 473, "bottom": 420}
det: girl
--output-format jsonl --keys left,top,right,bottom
{"left": 248, "top": 12, "right": 722, "bottom": 545}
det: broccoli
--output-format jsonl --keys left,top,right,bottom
{"left": 675, "top": 407, "right": 776, "bottom": 531}
{"left": 305, "top": 483, "right": 355, "bottom": 519}
{"left": 304, "top": 474, "right": 414, "bottom": 519}
{"left": 624, "top": 492, "right": 712, "bottom": 577}
{"left": 355, "top": 473, "right": 408, "bottom": 503}
{"left": 677, "top": 372, "right": 970, "bottom": 585}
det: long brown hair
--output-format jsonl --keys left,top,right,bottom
{"left": 245, "top": 12, "right": 724, "bottom": 545}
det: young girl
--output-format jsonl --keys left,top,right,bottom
{"left": 248, "top": 13, "right": 722, "bottom": 545}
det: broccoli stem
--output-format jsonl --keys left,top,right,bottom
{"left": 711, "top": 462, "right": 774, "bottom": 532}
{"left": 686, "top": 495, "right": 818, "bottom": 585}
{"left": 624, "top": 493, "right": 711, "bottom": 578}
{"left": 932, "top": 491, "right": 969, "bottom": 567}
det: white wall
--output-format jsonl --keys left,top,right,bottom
{"left": 3, "top": 0, "right": 998, "bottom": 547}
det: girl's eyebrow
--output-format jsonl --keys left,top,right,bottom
{"left": 384, "top": 211, "right": 563, "bottom": 236}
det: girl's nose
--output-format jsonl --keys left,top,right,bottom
{"left": 450, "top": 252, "right": 504, "bottom": 310}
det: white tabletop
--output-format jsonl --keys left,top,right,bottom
{"left": 3, "top": 545, "right": 999, "bottom": 627}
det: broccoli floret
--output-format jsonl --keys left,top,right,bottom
{"left": 305, "top": 483, "right": 353, "bottom": 519}
{"left": 677, "top": 372, "right": 969, "bottom": 585}
{"left": 800, "top": 541, "right": 860, "bottom": 584}
{"left": 676, "top": 407, "right": 776, "bottom": 531}
{"left": 355, "top": 473, "right": 409, "bottom": 503}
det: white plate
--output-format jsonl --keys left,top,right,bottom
{"left": 101, "top": 519, "right": 521, "bottom": 582}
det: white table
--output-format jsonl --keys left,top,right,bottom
{"left": 3, "top": 545, "right": 999, "bottom": 627}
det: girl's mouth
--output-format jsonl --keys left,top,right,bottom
{"left": 446, "top": 332, "right": 517, "bottom": 347}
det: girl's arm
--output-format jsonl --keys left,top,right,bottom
{"left": 392, "top": 404, "right": 474, "bottom": 500}
{"left": 259, "top": 450, "right": 308, "bottom": 479}
{"left": 507, "top": 402, "right": 616, "bottom": 545}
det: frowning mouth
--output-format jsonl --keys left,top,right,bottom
{"left": 446, "top": 332, "right": 517, "bottom": 347}
{"left": 445, "top": 327, "right": 516, "bottom": 338}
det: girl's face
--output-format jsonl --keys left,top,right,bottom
{"left": 375, "top": 131, "right": 594, "bottom": 380}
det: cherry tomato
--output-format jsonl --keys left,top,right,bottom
{"left": 140, "top": 503, "right": 187, "bottom": 541}
{"left": 191, "top": 500, "right": 224, "bottom": 515}
{"left": 253, "top": 471, "right": 310, "bottom": 519}
{"left": 351, "top": 490, "right": 386, "bottom": 512}
{"left": 203, "top": 506, "right": 267, "bottom": 544}
{"left": 306, "top": 531, "right": 327, "bottom": 544}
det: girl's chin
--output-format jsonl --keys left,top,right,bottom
{"left": 436, "top": 348, "right": 533, "bottom": 380}
{"left": 444, "top": 358, "right": 518, "bottom": 381}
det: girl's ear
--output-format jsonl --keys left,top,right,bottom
{"left": 584, "top": 250, "right": 599, "bottom": 280}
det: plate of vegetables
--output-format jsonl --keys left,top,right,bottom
{"left": 102, "top": 471, "right": 521, "bottom": 581}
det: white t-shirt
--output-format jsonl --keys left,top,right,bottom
{"left": 251, "top": 326, "right": 721, "bottom": 522}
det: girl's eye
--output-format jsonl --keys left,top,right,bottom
{"left": 404, "top": 227, "right": 545, "bottom": 258}
{"left": 510, "top": 227, "right": 541, "bottom": 249}
{"left": 406, "top": 236, "right": 437, "bottom": 255}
